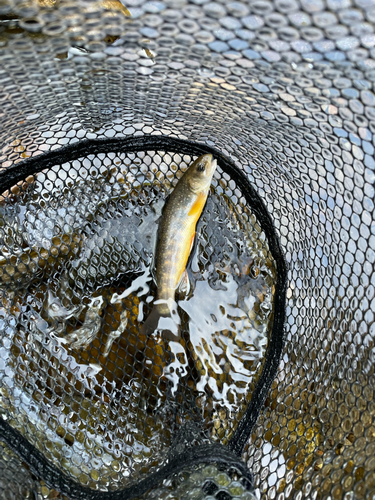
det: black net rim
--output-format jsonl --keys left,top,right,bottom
{"left": 0, "top": 135, "right": 287, "bottom": 499}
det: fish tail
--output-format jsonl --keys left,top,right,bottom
{"left": 140, "top": 304, "right": 183, "bottom": 389}
{"left": 140, "top": 303, "right": 181, "bottom": 341}
{"left": 140, "top": 305, "right": 163, "bottom": 337}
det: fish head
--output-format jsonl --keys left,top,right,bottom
{"left": 186, "top": 154, "right": 217, "bottom": 193}
{"left": 45, "top": 290, "right": 72, "bottom": 319}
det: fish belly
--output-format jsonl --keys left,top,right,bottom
{"left": 156, "top": 213, "right": 194, "bottom": 305}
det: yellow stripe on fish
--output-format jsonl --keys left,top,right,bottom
{"left": 141, "top": 153, "right": 217, "bottom": 341}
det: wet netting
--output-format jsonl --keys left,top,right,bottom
{"left": 0, "top": 0, "right": 374, "bottom": 499}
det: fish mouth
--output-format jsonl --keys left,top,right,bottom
{"left": 206, "top": 156, "right": 217, "bottom": 181}
{"left": 210, "top": 158, "right": 217, "bottom": 175}
{"left": 199, "top": 154, "right": 217, "bottom": 178}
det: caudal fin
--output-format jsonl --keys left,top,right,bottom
{"left": 140, "top": 304, "right": 181, "bottom": 341}
{"left": 140, "top": 305, "right": 162, "bottom": 337}
{"left": 139, "top": 304, "right": 180, "bottom": 388}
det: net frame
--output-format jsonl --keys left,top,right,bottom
{"left": 0, "top": 135, "right": 287, "bottom": 499}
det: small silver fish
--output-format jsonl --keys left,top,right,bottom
{"left": 103, "top": 310, "right": 128, "bottom": 357}
{"left": 61, "top": 297, "right": 103, "bottom": 349}
{"left": 44, "top": 289, "right": 81, "bottom": 335}
{"left": 45, "top": 290, "right": 79, "bottom": 321}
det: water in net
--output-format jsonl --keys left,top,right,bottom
{"left": 0, "top": 151, "right": 276, "bottom": 490}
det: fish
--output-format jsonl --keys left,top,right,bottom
{"left": 44, "top": 289, "right": 81, "bottom": 335}
{"left": 141, "top": 154, "right": 217, "bottom": 341}
{"left": 61, "top": 297, "right": 103, "bottom": 349}
{"left": 103, "top": 309, "right": 128, "bottom": 357}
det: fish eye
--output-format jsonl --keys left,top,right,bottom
{"left": 197, "top": 164, "right": 205, "bottom": 172}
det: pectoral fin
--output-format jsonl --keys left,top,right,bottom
{"left": 189, "top": 231, "right": 195, "bottom": 254}
{"left": 188, "top": 191, "right": 206, "bottom": 218}
{"left": 177, "top": 268, "right": 190, "bottom": 297}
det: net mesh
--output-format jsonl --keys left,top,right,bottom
{"left": 0, "top": 146, "right": 276, "bottom": 493}
{"left": 0, "top": 0, "right": 374, "bottom": 499}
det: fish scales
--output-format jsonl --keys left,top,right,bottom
{"left": 156, "top": 187, "right": 201, "bottom": 304}
{"left": 142, "top": 154, "right": 217, "bottom": 338}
